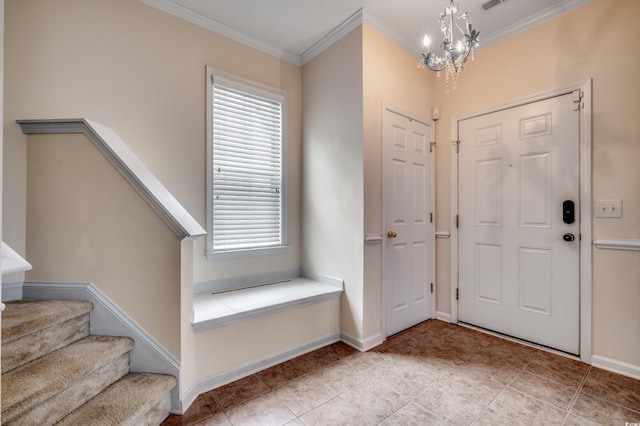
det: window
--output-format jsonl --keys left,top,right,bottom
{"left": 206, "top": 67, "right": 287, "bottom": 258}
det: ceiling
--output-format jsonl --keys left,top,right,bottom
{"left": 140, "top": 0, "right": 592, "bottom": 65}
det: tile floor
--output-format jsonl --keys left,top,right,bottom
{"left": 162, "top": 320, "right": 640, "bottom": 425}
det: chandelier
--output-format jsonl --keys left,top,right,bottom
{"left": 419, "top": 0, "right": 480, "bottom": 90}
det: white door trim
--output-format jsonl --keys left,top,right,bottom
{"left": 450, "top": 80, "right": 592, "bottom": 362}
{"left": 381, "top": 102, "right": 436, "bottom": 339}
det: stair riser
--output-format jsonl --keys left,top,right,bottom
{"left": 142, "top": 395, "right": 173, "bottom": 426}
{"left": 55, "top": 373, "right": 177, "bottom": 426}
{"left": 1, "top": 300, "right": 175, "bottom": 425}
{"left": 2, "top": 314, "right": 90, "bottom": 373}
{"left": 6, "top": 352, "right": 130, "bottom": 426}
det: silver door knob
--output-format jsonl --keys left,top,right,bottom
{"left": 563, "top": 233, "right": 575, "bottom": 242}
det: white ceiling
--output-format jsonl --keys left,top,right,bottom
{"left": 140, "top": 0, "right": 593, "bottom": 65}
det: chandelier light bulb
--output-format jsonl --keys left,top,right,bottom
{"left": 423, "top": 35, "right": 431, "bottom": 48}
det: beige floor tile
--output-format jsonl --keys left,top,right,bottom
{"left": 471, "top": 407, "right": 525, "bottom": 426}
{"left": 509, "top": 371, "right": 578, "bottom": 410}
{"left": 379, "top": 401, "right": 451, "bottom": 426}
{"left": 414, "top": 375, "right": 501, "bottom": 426}
{"left": 562, "top": 414, "right": 600, "bottom": 426}
{"left": 525, "top": 352, "right": 589, "bottom": 387}
{"left": 475, "top": 339, "right": 539, "bottom": 369}
{"left": 451, "top": 355, "right": 521, "bottom": 386}
{"left": 586, "top": 367, "right": 640, "bottom": 391}
{"left": 340, "top": 378, "right": 410, "bottom": 423}
{"left": 488, "top": 388, "right": 566, "bottom": 425}
{"left": 581, "top": 368, "right": 640, "bottom": 411}
{"left": 193, "top": 412, "right": 232, "bottom": 426}
{"left": 165, "top": 321, "right": 640, "bottom": 426}
{"left": 310, "top": 358, "right": 370, "bottom": 393}
{"left": 162, "top": 393, "right": 222, "bottom": 425}
{"left": 292, "top": 347, "right": 341, "bottom": 373}
{"left": 272, "top": 373, "right": 338, "bottom": 416}
{"left": 343, "top": 350, "right": 398, "bottom": 380}
{"left": 417, "top": 346, "right": 471, "bottom": 373}
{"left": 211, "top": 375, "right": 269, "bottom": 410}
{"left": 224, "top": 392, "right": 296, "bottom": 426}
{"left": 570, "top": 393, "right": 640, "bottom": 425}
{"left": 325, "top": 341, "right": 360, "bottom": 359}
{"left": 299, "top": 396, "right": 375, "bottom": 426}
{"left": 256, "top": 359, "right": 307, "bottom": 389}
{"left": 374, "top": 357, "right": 439, "bottom": 399}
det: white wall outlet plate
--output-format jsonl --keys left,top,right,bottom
{"left": 595, "top": 199, "right": 622, "bottom": 218}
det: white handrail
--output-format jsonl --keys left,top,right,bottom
{"left": 17, "top": 119, "right": 206, "bottom": 241}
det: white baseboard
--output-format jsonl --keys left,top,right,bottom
{"left": 435, "top": 311, "right": 451, "bottom": 323}
{"left": 181, "top": 332, "right": 341, "bottom": 413}
{"left": 2, "top": 281, "right": 23, "bottom": 302}
{"left": 23, "top": 281, "right": 181, "bottom": 412}
{"left": 591, "top": 355, "right": 640, "bottom": 381}
{"left": 340, "top": 332, "right": 384, "bottom": 352}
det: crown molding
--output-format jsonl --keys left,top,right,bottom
{"left": 361, "top": 10, "right": 417, "bottom": 60}
{"left": 138, "top": 0, "right": 301, "bottom": 65}
{"left": 300, "top": 8, "right": 364, "bottom": 65}
{"left": 139, "top": 0, "right": 595, "bottom": 68}
{"left": 480, "top": 0, "right": 595, "bottom": 49}
{"left": 364, "top": 0, "right": 596, "bottom": 61}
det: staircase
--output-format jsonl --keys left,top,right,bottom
{"left": 1, "top": 299, "right": 176, "bottom": 425}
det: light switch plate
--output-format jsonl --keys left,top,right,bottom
{"left": 596, "top": 199, "right": 622, "bottom": 218}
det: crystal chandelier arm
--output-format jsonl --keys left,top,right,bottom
{"left": 418, "top": 0, "right": 479, "bottom": 85}
{"left": 421, "top": 53, "right": 449, "bottom": 72}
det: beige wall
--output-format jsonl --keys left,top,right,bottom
{"left": 4, "top": 0, "right": 308, "bottom": 385}
{"left": 301, "top": 25, "right": 436, "bottom": 344}
{"left": 434, "top": 0, "right": 640, "bottom": 365}
{"left": 361, "top": 26, "right": 435, "bottom": 339}
{"left": 4, "top": 0, "right": 638, "bottom": 396}
{"left": 302, "top": 29, "right": 365, "bottom": 340}
{"left": 25, "top": 133, "right": 182, "bottom": 356}
{"left": 195, "top": 300, "right": 340, "bottom": 379}
{"left": 3, "top": 0, "right": 302, "bottom": 286}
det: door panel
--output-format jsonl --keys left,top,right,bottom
{"left": 383, "top": 107, "right": 434, "bottom": 337}
{"left": 458, "top": 92, "right": 580, "bottom": 354}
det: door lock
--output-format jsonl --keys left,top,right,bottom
{"left": 563, "top": 200, "right": 575, "bottom": 224}
{"left": 387, "top": 230, "right": 397, "bottom": 238}
{"left": 563, "top": 233, "right": 575, "bottom": 242}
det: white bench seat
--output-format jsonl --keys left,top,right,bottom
{"left": 192, "top": 277, "right": 343, "bottom": 332}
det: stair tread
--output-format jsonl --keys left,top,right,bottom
{"left": 58, "top": 373, "right": 176, "bottom": 426}
{"left": 2, "top": 300, "right": 93, "bottom": 343}
{"left": 1, "top": 335, "right": 134, "bottom": 420}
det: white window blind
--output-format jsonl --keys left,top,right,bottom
{"left": 211, "top": 81, "right": 284, "bottom": 252}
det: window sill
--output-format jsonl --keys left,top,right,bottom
{"left": 192, "top": 277, "right": 343, "bottom": 332}
{"left": 205, "top": 245, "right": 288, "bottom": 260}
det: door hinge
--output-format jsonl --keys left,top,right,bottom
{"left": 573, "top": 89, "right": 584, "bottom": 111}
{"left": 452, "top": 140, "right": 460, "bottom": 154}
{"left": 430, "top": 212, "right": 433, "bottom": 223}
{"left": 429, "top": 142, "right": 436, "bottom": 153}
{"left": 430, "top": 283, "right": 434, "bottom": 294}
{"left": 455, "top": 214, "right": 459, "bottom": 228}
{"left": 456, "top": 288, "right": 459, "bottom": 300}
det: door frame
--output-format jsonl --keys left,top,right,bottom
{"left": 450, "top": 80, "right": 592, "bottom": 362}
{"left": 381, "top": 102, "right": 436, "bottom": 339}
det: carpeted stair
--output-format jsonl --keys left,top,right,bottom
{"left": 1, "top": 300, "right": 176, "bottom": 425}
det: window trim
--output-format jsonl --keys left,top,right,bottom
{"left": 205, "top": 66, "right": 288, "bottom": 260}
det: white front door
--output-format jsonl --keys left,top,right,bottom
{"left": 458, "top": 92, "right": 580, "bottom": 354}
{"left": 382, "top": 106, "right": 435, "bottom": 337}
